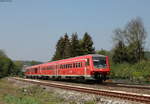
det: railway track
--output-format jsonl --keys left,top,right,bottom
{"left": 102, "top": 82, "right": 150, "bottom": 90}
{"left": 45, "top": 79, "right": 150, "bottom": 90}
{"left": 13, "top": 77, "right": 150, "bottom": 103}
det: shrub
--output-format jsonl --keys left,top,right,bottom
{"left": 110, "top": 61, "right": 150, "bottom": 83}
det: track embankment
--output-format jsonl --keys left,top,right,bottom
{"left": 12, "top": 77, "right": 150, "bottom": 103}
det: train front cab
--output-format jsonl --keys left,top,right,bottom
{"left": 90, "top": 55, "right": 110, "bottom": 81}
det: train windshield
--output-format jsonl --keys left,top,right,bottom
{"left": 92, "top": 56, "right": 106, "bottom": 68}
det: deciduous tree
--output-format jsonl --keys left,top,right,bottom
{"left": 112, "top": 17, "right": 147, "bottom": 63}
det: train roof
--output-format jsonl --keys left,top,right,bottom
{"left": 46, "top": 54, "right": 106, "bottom": 63}
{"left": 25, "top": 54, "right": 106, "bottom": 69}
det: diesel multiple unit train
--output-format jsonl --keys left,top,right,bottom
{"left": 25, "top": 54, "right": 111, "bottom": 82}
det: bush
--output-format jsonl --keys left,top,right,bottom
{"left": 110, "top": 61, "right": 150, "bottom": 83}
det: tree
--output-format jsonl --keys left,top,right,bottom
{"left": 52, "top": 36, "right": 65, "bottom": 60}
{"left": 125, "top": 17, "right": 147, "bottom": 62}
{"left": 13, "top": 61, "right": 24, "bottom": 76}
{"left": 30, "top": 60, "right": 41, "bottom": 66}
{"left": 112, "top": 29, "right": 128, "bottom": 63}
{"left": 52, "top": 33, "right": 71, "bottom": 60}
{"left": 70, "top": 33, "right": 81, "bottom": 57}
{"left": 52, "top": 32, "right": 96, "bottom": 60}
{"left": 0, "top": 49, "right": 7, "bottom": 57}
{"left": 0, "top": 56, "right": 14, "bottom": 78}
{"left": 96, "top": 48, "right": 111, "bottom": 56}
{"left": 112, "top": 17, "right": 147, "bottom": 63}
{"left": 80, "top": 32, "right": 95, "bottom": 55}
{"left": 63, "top": 33, "right": 71, "bottom": 58}
{"left": 112, "top": 41, "right": 128, "bottom": 63}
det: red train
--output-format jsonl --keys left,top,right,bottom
{"left": 25, "top": 54, "right": 110, "bottom": 82}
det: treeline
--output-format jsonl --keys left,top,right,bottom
{"left": 111, "top": 18, "right": 149, "bottom": 83}
{"left": 52, "top": 32, "right": 95, "bottom": 61}
{"left": 0, "top": 49, "right": 42, "bottom": 78}
{"left": 0, "top": 50, "right": 20, "bottom": 78}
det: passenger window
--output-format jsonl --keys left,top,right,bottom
{"left": 70, "top": 64, "right": 72, "bottom": 68}
{"left": 79, "top": 63, "right": 81, "bottom": 67}
{"left": 73, "top": 63, "right": 76, "bottom": 68}
{"left": 76, "top": 63, "right": 78, "bottom": 68}
{"left": 80, "top": 62, "right": 82, "bottom": 67}
{"left": 86, "top": 58, "right": 90, "bottom": 66}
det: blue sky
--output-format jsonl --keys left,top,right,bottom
{"left": 0, "top": 0, "right": 150, "bottom": 61}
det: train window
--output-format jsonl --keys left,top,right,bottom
{"left": 86, "top": 58, "right": 90, "bottom": 66}
{"left": 76, "top": 63, "right": 78, "bottom": 68}
{"left": 66, "top": 64, "right": 68, "bottom": 68}
{"left": 77, "top": 63, "right": 79, "bottom": 67}
{"left": 80, "top": 62, "right": 82, "bottom": 67}
{"left": 67, "top": 64, "right": 68, "bottom": 69}
{"left": 73, "top": 63, "right": 75, "bottom": 68}
{"left": 79, "top": 63, "right": 81, "bottom": 67}
{"left": 93, "top": 56, "right": 106, "bottom": 68}
{"left": 70, "top": 64, "right": 72, "bottom": 68}
{"left": 79, "top": 63, "right": 81, "bottom": 68}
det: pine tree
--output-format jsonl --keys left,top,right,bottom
{"left": 81, "top": 32, "right": 95, "bottom": 55}
{"left": 70, "top": 33, "right": 81, "bottom": 57}
{"left": 63, "top": 33, "right": 71, "bottom": 58}
{"left": 52, "top": 36, "right": 65, "bottom": 60}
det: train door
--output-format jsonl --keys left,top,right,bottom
{"left": 84, "top": 58, "right": 90, "bottom": 77}
{"left": 55, "top": 64, "right": 58, "bottom": 77}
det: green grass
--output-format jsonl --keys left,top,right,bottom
{"left": 110, "top": 61, "right": 150, "bottom": 84}
{"left": 4, "top": 95, "right": 39, "bottom": 104}
{"left": 0, "top": 78, "right": 97, "bottom": 104}
{"left": 0, "top": 78, "right": 65, "bottom": 104}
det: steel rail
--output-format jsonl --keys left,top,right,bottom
{"left": 12, "top": 77, "right": 150, "bottom": 104}
{"left": 102, "top": 82, "right": 150, "bottom": 90}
